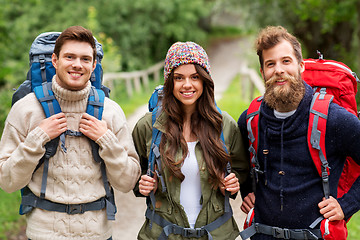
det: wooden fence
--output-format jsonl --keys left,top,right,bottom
{"left": 103, "top": 61, "right": 264, "bottom": 100}
{"left": 238, "top": 64, "right": 265, "bottom": 101}
{"left": 103, "top": 61, "right": 164, "bottom": 97}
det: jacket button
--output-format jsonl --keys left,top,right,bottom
{"left": 216, "top": 205, "right": 219, "bottom": 210}
{"left": 279, "top": 171, "right": 285, "bottom": 175}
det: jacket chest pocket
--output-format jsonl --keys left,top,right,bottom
{"left": 205, "top": 192, "right": 225, "bottom": 223}
{"left": 154, "top": 193, "right": 173, "bottom": 216}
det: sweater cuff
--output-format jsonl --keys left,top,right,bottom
{"left": 96, "top": 129, "right": 116, "bottom": 148}
{"left": 26, "top": 127, "right": 51, "bottom": 147}
{"left": 338, "top": 196, "right": 359, "bottom": 221}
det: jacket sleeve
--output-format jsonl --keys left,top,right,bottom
{"left": 131, "top": 113, "right": 152, "bottom": 197}
{"left": 0, "top": 99, "right": 50, "bottom": 193}
{"left": 237, "top": 109, "right": 253, "bottom": 199}
{"left": 96, "top": 98, "right": 141, "bottom": 193}
{"left": 327, "top": 104, "right": 360, "bottom": 220}
{"left": 222, "top": 112, "right": 250, "bottom": 201}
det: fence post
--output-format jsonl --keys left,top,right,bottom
{"left": 125, "top": 78, "right": 133, "bottom": 97}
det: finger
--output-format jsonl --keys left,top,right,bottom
{"left": 241, "top": 202, "right": 252, "bottom": 213}
{"left": 244, "top": 195, "right": 255, "bottom": 208}
{"left": 240, "top": 205, "right": 248, "bottom": 214}
{"left": 224, "top": 173, "right": 235, "bottom": 181}
{"left": 51, "top": 112, "right": 66, "bottom": 119}
{"left": 140, "top": 185, "right": 155, "bottom": 191}
{"left": 139, "top": 189, "right": 150, "bottom": 196}
{"left": 140, "top": 181, "right": 155, "bottom": 188}
{"left": 141, "top": 175, "right": 156, "bottom": 182}
{"left": 249, "top": 193, "right": 256, "bottom": 205}
{"left": 318, "top": 197, "right": 328, "bottom": 208}
{"left": 82, "top": 113, "right": 96, "bottom": 121}
{"left": 225, "top": 177, "right": 238, "bottom": 186}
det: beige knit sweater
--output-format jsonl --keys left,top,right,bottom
{"left": 0, "top": 79, "right": 141, "bottom": 239}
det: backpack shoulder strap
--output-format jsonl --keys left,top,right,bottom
{"left": 32, "top": 82, "right": 62, "bottom": 199}
{"left": 246, "top": 96, "right": 263, "bottom": 174}
{"left": 86, "top": 86, "right": 105, "bottom": 120}
{"left": 86, "top": 86, "right": 116, "bottom": 220}
{"left": 33, "top": 82, "right": 62, "bottom": 117}
{"left": 308, "top": 91, "right": 333, "bottom": 199}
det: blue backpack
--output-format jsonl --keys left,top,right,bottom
{"left": 145, "top": 85, "right": 233, "bottom": 240}
{"left": 14, "top": 32, "right": 116, "bottom": 220}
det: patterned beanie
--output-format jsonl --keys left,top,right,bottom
{"left": 164, "top": 41, "right": 211, "bottom": 81}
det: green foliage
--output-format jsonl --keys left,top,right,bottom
{"left": 347, "top": 212, "right": 360, "bottom": 239}
{"left": 95, "top": 0, "right": 212, "bottom": 71}
{"left": 0, "top": 88, "right": 14, "bottom": 136}
{"left": 0, "top": 0, "right": 215, "bottom": 90}
{"left": 237, "top": 0, "right": 360, "bottom": 72}
{"left": 0, "top": 189, "right": 24, "bottom": 239}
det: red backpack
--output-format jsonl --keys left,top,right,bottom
{"left": 241, "top": 53, "right": 359, "bottom": 240}
{"left": 302, "top": 53, "right": 360, "bottom": 199}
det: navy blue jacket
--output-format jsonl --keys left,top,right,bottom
{"left": 238, "top": 83, "right": 360, "bottom": 239}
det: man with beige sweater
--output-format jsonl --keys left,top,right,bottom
{"left": 0, "top": 26, "right": 141, "bottom": 240}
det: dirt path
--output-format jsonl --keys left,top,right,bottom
{"left": 112, "top": 37, "right": 251, "bottom": 240}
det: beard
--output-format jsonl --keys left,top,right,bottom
{"left": 263, "top": 71, "right": 305, "bottom": 112}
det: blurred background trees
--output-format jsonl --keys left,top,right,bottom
{"left": 1, "top": 0, "right": 359, "bottom": 90}
{"left": 0, "top": 0, "right": 216, "bottom": 88}
{"left": 236, "top": 0, "right": 360, "bottom": 70}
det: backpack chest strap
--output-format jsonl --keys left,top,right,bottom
{"left": 240, "top": 223, "right": 322, "bottom": 240}
{"left": 21, "top": 186, "right": 107, "bottom": 215}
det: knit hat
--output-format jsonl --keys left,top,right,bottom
{"left": 164, "top": 41, "right": 211, "bottom": 81}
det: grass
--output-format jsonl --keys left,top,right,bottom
{"left": 0, "top": 190, "right": 25, "bottom": 239}
{"left": 217, "top": 74, "right": 261, "bottom": 120}
{"left": 347, "top": 215, "right": 360, "bottom": 239}
{"left": 110, "top": 78, "right": 161, "bottom": 116}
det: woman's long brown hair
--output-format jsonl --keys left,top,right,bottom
{"left": 159, "top": 64, "right": 230, "bottom": 189}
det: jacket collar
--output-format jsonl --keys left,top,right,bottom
{"left": 153, "top": 110, "right": 168, "bottom": 133}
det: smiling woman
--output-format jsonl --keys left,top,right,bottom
{"left": 132, "top": 41, "right": 249, "bottom": 240}
{"left": 172, "top": 64, "right": 203, "bottom": 119}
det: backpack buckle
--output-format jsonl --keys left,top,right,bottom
{"left": 182, "top": 228, "right": 204, "bottom": 238}
{"left": 66, "top": 204, "right": 84, "bottom": 214}
{"left": 272, "top": 227, "right": 290, "bottom": 239}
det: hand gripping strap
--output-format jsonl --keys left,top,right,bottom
{"left": 308, "top": 92, "right": 333, "bottom": 199}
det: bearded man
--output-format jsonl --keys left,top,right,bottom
{"left": 237, "top": 26, "right": 360, "bottom": 239}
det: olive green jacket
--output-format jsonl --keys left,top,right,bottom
{"left": 132, "top": 111, "right": 249, "bottom": 240}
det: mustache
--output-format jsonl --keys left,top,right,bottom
{"left": 265, "top": 73, "right": 297, "bottom": 88}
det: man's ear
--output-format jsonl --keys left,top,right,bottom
{"left": 260, "top": 67, "right": 264, "bottom": 79}
{"left": 52, "top": 53, "right": 58, "bottom": 69}
{"left": 92, "top": 59, "right": 97, "bottom": 72}
{"left": 299, "top": 60, "right": 305, "bottom": 73}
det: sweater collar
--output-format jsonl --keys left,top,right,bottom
{"left": 52, "top": 76, "right": 91, "bottom": 113}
